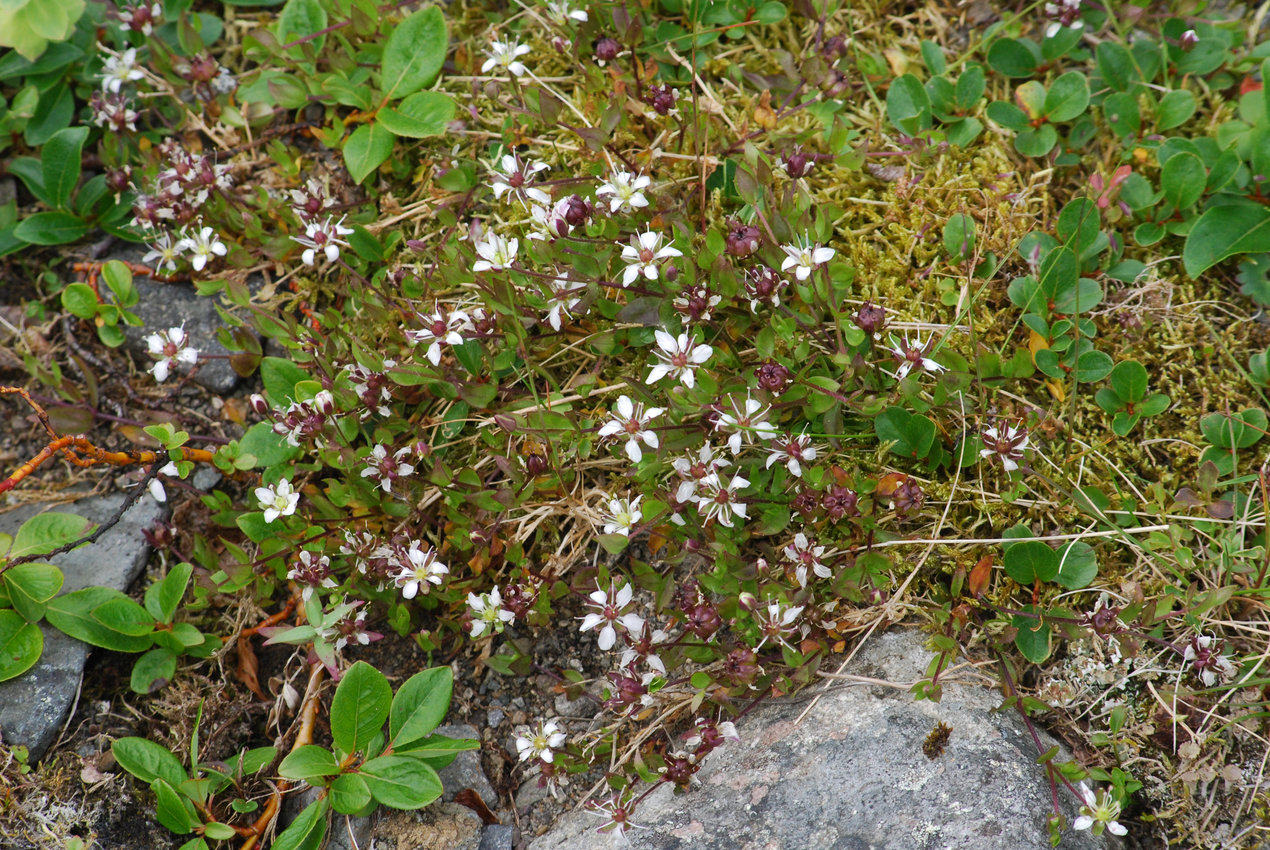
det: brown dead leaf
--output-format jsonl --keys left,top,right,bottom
{"left": 968, "top": 555, "right": 993, "bottom": 598}
{"left": 883, "top": 48, "right": 908, "bottom": 76}
{"left": 236, "top": 637, "right": 267, "bottom": 700}
{"left": 454, "top": 789, "right": 499, "bottom": 825}
{"left": 753, "top": 90, "right": 777, "bottom": 130}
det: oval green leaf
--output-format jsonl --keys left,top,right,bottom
{"left": 1183, "top": 204, "right": 1270, "bottom": 278}
{"left": 0, "top": 610, "right": 43, "bottom": 682}
{"left": 380, "top": 6, "right": 447, "bottom": 100}
{"left": 378, "top": 91, "right": 455, "bottom": 138}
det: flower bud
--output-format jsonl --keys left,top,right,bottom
{"left": 853, "top": 301, "right": 886, "bottom": 336}
{"left": 249, "top": 393, "right": 271, "bottom": 416}
{"left": 594, "top": 37, "right": 620, "bottom": 63}
{"left": 725, "top": 222, "right": 761, "bottom": 258}
{"left": 1179, "top": 29, "right": 1198, "bottom": 52}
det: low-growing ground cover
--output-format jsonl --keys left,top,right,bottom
{"left": 3, "top": 0, "right": 1270, "bottom": 846}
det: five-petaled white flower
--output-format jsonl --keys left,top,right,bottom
{"left": 714, "top": 393, "right": 778, "bottom": 455}
{"left": 646, "top": 330, "right": 713, "bottom": 389}
{"left": 1183, "top": 634, "right": 1238, "bottom": 687}
{"left": 142, "top": 233, "right": 182, "bottom": 275}
{"left": 516, "top": 719, "right": 568, "bottom": 763}
{"left": 672, "top": 443, "right": 731, "bottom": 501}
{"left": 481, "top": 39, "right": 532, "bottom": 77}
{"left": 468, "top": 587, "right": 515, "bottom": 638}
{"left": 179, "top": 224, "right": 228, "bottom": 272}
{"left": 293, "top": 215, "right": 353, "bottom": 265}
{"left": 979, "top": 422, "right": 1030, "bottom": 472}
{"left": 406, "top": 307, "right": 472, "bottom": 366}
{"left": 545, "top": 0, "right": 588, "bottom": 23}
{"left": 256, "top": 478, "right": 300, "bottom": 523}
{"left": 394, "top": 542, "right": 449, "bottom": 599}
{"left": 596, "top": 170, "right": 651, "bottom": 214}
{"left": 779, "top": 235, "right": 835, "bottom": 281}
{"left": 766, "top": 430, "right": 819, "bottom": 477}
{"left": 597, "top": 395, "right": 664, "bottom": 463}
{"left": 620, "top": 230, "right": 682, "bottom": 286}
{"left": 491, "top": 154, "right": 551, "bottom": 206}
{"left": 579, "top": 581, "right": 645, "bottom": 651}
{"left": 888, "top": 333, "right": 946, "bottom": 380}
{"left": 1072, "top": 782, "right": 1129, "bottom": 837}
{"left": 602, "top": 495, "right": 643, "bottom": 536}
{"left": 541, "top": 274, "right": 585, "bottom": 331}
{"left": 101, "top": 48, "right": 145, "bottom": 93}
{"left": 145, "top": 324, "right": 199, "bottom": 382}
{"left": 360, "top": 444, "right": 416, "bottom": 494}
{"left": 694, "top": 473, "right": 750, "bottom": 528}
{"left": 753, "top": 601, "right": 804, "bottom": 649}
{"left": 473, "top": 232, "right": 519, "bottom": 272}
{"left": 783, "top": 532, "right": 829, "bottom": 587}
{"left": 146, "top": 462, "right": 181, "bottom": 503}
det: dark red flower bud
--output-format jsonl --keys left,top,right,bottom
{"left": 594, "top": 38, "right": 620, "bottom": 63}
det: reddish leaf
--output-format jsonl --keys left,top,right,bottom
{"left": 968, "top": 555, "right": 993, "bottom": 598}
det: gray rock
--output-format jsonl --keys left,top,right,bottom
{"left": 478, "top": 823, "right": 515, "bottom": 850}
{"left": 0, "top": 491, "right": 163, "bottom": 761}
{"left": 435, "top": 723, "right": 498, "bottom": 810}
{"left": 529, "top": 630, "right": 1123, "bottom": 850}
{"left": 487, "top": 708, "right": 505, "bottom": 727}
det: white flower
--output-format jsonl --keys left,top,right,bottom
{"left": 360, "top": 444, "right": 416, "bottom": 494}
{"left": 541, "top": 274, "right": 585, "bottom": 330}
{"left": 753, "top": 601, "right": 803, "bottom": 649}
{"left": 473, "top": 232, "right": 518, "bottom": 272}
{"left": 101, "top": 48, "right": 145, "bottom": 93}
{"left": 646, "top": 329, "right": 712, "bottom": 388}
{"left": 142, "top": 232, "right": 182, "bottom": 275}
{"left": 287, "top": 551, "right": 337, "bottom": 602}
{"left": 468, "top": 587, "right": 515, "bottom": 638}
{"left": 694, "top": 474, "right": 749, "bottom": 528}
{"left": 491, "top": 154, "right": 551, "bottom": 206}
{"left": 146, "top": 462, "right": 180, "bottom": 503}
{"left": 596, "top": 395, "right": 664, "bottom": 463}
{"left": 979, "top": 422, "right": 1030, "bottom": 472}
{"left": 516, "top": 719, "right": 568, "bottom": 763}
{"left": 144, "top": 324, "right": 199, "bottom": 382}
{"left": 545, "top": 0, "right": 588, "bottom": 23}
{"left": 779, "top": 235, "right": 835, "bottom": 281}
{"left": 888, "top": 333, "right": 946, "bottom": 380}
{"left": 1183, "top": 634, "right": 1238, "bottom": 687}
{"left": 292, "top": 215, "right": 353, "bottom": 265}
{"left": 783, "top": 532, "right": 829, "bottom": 587}
{"left": 619, "top": 230, "right": 682, "bottom": 286}
{"left": 603, "top": 495, "right": 642, "bottom": 536}
{"left": 765, "top": 430, "right": 819, "bottom": 477}
{"left": 406, "top": 307, "right": 472, "bottom": 366}
{"left": 481, "top": 39, "right": 532, "bottom": 77}
{"left": 179, "top": 224, "right": 228, "bottom": 272}
{"left": 394, "top": 543, "right": 449, "bottom": 599}
{"left": 620, "top": 625, "right": 668, "bottom": 675}
{"left": 595, "top": 170, "right": 651, "bottom": 214}
{"left": 1072, "top": 782, "right": 1129, "bottom": 837}
{"left": 672, "top": 443, "right": 731, "bottom": 500}
{"left": 255, "top": 479, "right": 300, "bottom": 523}
{"left": 578, "top": 581, "right": 644, "bottom": 651}
{"left": 714, "top": 393, "right": 778, "bottom": 455}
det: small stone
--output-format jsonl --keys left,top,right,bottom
{"left": 487, "top": 708, "right": 505, "bottom": 727}
{"left": 434, "top": 723, "right": 498, "bottom": 809}
{"left": 479, "top": 823, "right": 516, "bottom": 850}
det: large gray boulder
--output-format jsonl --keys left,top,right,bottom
{"left": 529, "top": 629, "right": 1121, "bottom": 849}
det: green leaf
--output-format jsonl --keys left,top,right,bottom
{"left": 3, "top": 562, "right": 63, "bottom": 622}
{"left": 331, "top": 660, "right": 391, "bottom": 756}
{"left": 1200, "top": 408, "right": 1267, "bottom": 450}
{"left": 1183, "top": 204, "right": 1270, "bottom": 278}
{"left": 9, "top": 512, "right": 93, "bottom": 558}
{"left": 954, "top": 65, "right": 985, "bottom": 111}
{"left": 986, "top": 100, "right": 1029, "bottom": 131}
{"left": 942, "top": 213, "right": 975, "bottom": 261}
{"left": 1074, "top": 349, "right": 1114, "bottom": 382}
{"left": 271, "top": 797, "right": 328, "bottom": 850}
{"left": 1156, "top": 89, "right": 1196, "bottom": 130}
{"left": 239, "top": 421, "right": 303, "bottom": 469}
{"left": 112, "top": 737, "right": 187, "bottom": 787}
{"left": 46, "top": 587, "right": 155, "bottom": 652}
{"left": 380, "top": 6, "right": 447, "bottom": 100}
{"left": 130, "top": 647, "right": 177, "bottom": 694}
{"left": 153, "top": 778, "right": 195, "bottom": 834}
{"left": 41, "top": 126, "right": 88, "bottom": 210}
{"left": 1096, "top": 41, "right": 1135, "bottom": 91}
{"left": 330, "top": 773, "right": 373, "bottom": 815}
{"left": 1160, "top": 152, "right": 1205, "bottom": 210}
{"left": 14, "top": 211, "right": 87, "bottom": 245}
{"left": 390, "top": 667, "right": 452, "bottom": 746}
{"left": 874, "top": 407, "right": 936, "bottom": 460}
{"left": 276, "top": 0, "right": 327, "bottom": 55}
{"left": 1044, "top": 72, "right": 1088, "bottom": 122}
{"left": 1015, "top": 124, "right": 1057, "bottom": 157}
{"left": 920, "top": 39, "right": 946, "bottom": 75}
{"left": 1013, "top": 609, "right": 1052, "bottom": 663}
{"left": 277, "top": 745, "right": 341, "bottom": 782}
{"left": 0, "top": 610, "right": 42, "bottom": 682}
{"left": 93, "top": 596, "right": 155, "bottom": 636}
{"left": 378, "top": 91, "right": 455, "bottom": 138}
{"left": 1109, "top": 360, "right": 1148, "bottom": 403}
{"left": 393, "top": 732, "right": 480, "bottom": 760}
{"left": 1003, "top": 540, "right": 1059, "bottom": 584}
{"left": 203, "top": 823, "right": 237, "bottom": 841}
{"left": 101, "top": 260, "right": 136, "bottom": 306}
{"left": 144, "top": 562, "right": 193, "bottom": 624}
{"left": 1054, "top": 542, "right": 1098, "bottom": 589}
{"left": 260, "top": 356, "right": 310, "bottom": 406}
{"left": 987, "top": 38, "right": 1037, "bottom": 77}
{"left": 359, "top": 755, "right": 443, "bottom": 809}
{"left": 885, "top": 74, "right": 931, "bottom": 135}
{"left": 343, "top": 122, "right": 395, "bottom": 185}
